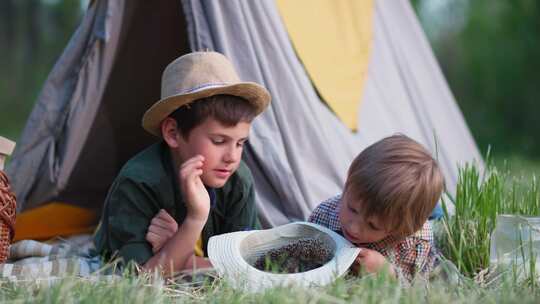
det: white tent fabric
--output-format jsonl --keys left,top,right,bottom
{"left": 183, "top": 0, "right": 482, "bottom": 227}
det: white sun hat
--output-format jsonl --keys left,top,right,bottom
{"left": 208, "top": 222, "right": 361, "bottom": 292}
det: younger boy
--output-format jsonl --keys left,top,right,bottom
{"left": 93, "top": 52, "right": 271, "bottom": 275}
{"left": 309, "top": 134, "right": 444, "bottom": 284}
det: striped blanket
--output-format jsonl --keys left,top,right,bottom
{"left": 0, "top": 235, "right": 218, "bottom": 286}
{"left": 0, "top": 234, "right": 105, "bottom": 281}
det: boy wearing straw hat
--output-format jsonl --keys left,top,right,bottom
{"left": 93, "top": 52, "right": 270, "bottom": 275}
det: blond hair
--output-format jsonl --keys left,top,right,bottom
{"left": 344, "top": 134, "right": 444, "bottom": 238}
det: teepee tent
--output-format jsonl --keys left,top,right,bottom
{"left": 6, "top": 0, "right": 481, "bottom": 240}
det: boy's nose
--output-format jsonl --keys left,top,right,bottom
{"left": 224, "top": 146, "right": 241, "bottom": 163}
{"left": 347, "top": 222, "right": 362, "bottom": 235}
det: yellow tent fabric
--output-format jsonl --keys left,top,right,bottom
{"left": 14, "top": 202, "right": 98, "bottom": 241}
{"left": 14, "top": 201, "right": 206, "bottom": 256}
{"left": 276, "top": 0, "right": 374, "bottom": 130}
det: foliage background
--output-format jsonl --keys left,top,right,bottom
{"left": 412, "top": 0, "right": 540, "bottom": 162}
{"left": 0, "top": 0, "right": 539, "bottom": 173}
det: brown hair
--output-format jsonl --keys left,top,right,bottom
{"left": 169, "top": 94, "right": 257, "bottom": 138}
{"left": 344, "top": 134, "right": 444, "bottom": 238}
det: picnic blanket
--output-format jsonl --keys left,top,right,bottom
{"left": 0, "top": 235, "right": 215, "bottom": 286}
{"left": 0, "top": 234, "right": 105, "bottom": 281}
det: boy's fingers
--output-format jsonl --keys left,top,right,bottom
{"left": 180, "top": 160, "right": 204, "bottom": 172}
{"left": 179, "top": 162, "right": 204, "bottom": 181}
{"left": 148, "top": 224, "right": 174, "bottom": 238}
{"left": 180, "top": 161, "right": 203, "bottom": 177}
{"left": 180, "top": 155, "right": 205, "bottom": 169}
{"left": 357, "top": 248, "right": 371, "bottom": 258}
{"left": 155, "top": 214, "right": 178, "bottom": 232}
{"left": 149, "top": 221, "right": 169, "bottom": 235}
{"left": 151, "top": 217, "right": 176, "bottom": 231}
{"left": 146, "top": 231, "right": 168, "bottom": 254}
{"left": 146, "top": 231, "right": 160, "bottom": 245}
{"left": 180, "top": 155, "right": 202, "bottom": 166}
{"left": 183, "top": 168, "right": 204, "bottom": 184}
{"left": 158, "top": 210, "right": 177, "bottom": 225}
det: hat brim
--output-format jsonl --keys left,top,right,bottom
{"left": 142, "top": 82, "right": 271, "bottom": 137}
{"left": 207, "top": 222, "right": 361, "bottom": 292}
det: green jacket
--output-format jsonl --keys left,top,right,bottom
{"left": 93, "top": 142, "right": 258, "bottom": 265}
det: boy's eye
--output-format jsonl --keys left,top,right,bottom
{"left": 347, "top": 205, "right": 359, "bottom": 214}
{"left": 211, "top": 138, "right": 225, "bottom": 144}
{"left": 237, "top": 140, "right": 247, "bottom": 147}
{"left": 368, "top": 222, "right": 381, "bottom": 231}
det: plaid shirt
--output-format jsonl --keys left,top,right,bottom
{"left": 308, "top": 195, "right": 439, "bottom": 284}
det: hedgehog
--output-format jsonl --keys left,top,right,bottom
{"left": 253, "top": 238, "right": 333, "bottom": 273}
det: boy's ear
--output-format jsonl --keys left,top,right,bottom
{"left": 161, "top": 117, "right": 182, "bottom": 148}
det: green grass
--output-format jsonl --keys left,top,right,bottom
{"left": 2, "top": 159, "right": 540, "bottom": 302}
{"left": 438, "top": 159, "right": 540, "bottom": 278}
{"left": 1, "top": 270, "right": 539, "bottom": 303}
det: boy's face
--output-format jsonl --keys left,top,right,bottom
{"left": 175, "top": 117, "right": 251, "bottom": 188}
{"left": 339, "top": 190, "right": 391, "bottom": 245}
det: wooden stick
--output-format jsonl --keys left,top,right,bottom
{"left": 0, "top": 136, "right": 16, "bottom": 171}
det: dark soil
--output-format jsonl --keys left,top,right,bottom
{"left": 253, "top": 238, "right": 333, "bottom": 274}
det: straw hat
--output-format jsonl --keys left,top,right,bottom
{"left": 142, "top": 52, "right": 271, "bottom": 136}
{"left": 208, "top": 222, "right": 361, "bottom": 292}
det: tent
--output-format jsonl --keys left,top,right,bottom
{"left": 6, "top": 0, "right": 482, "bottom": 240}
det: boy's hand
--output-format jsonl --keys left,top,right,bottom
{"left": 351, "top": 248, "right": 396, "bottom": 277}
{"left": 146, "top": 209, "right": 178, "bottom": 253}
{"left": 180, "top": 155, "right": 210, "bottom": 222}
